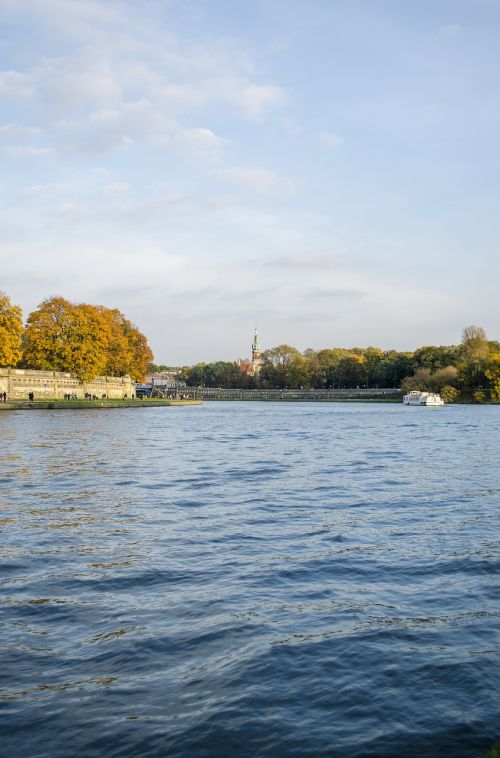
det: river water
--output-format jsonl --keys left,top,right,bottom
{"left": 0, "top": 402, "right": 499, "bottom": 757}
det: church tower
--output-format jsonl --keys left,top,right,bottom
{"left": 251, "top": 328, "right": 261, "bottom": 375}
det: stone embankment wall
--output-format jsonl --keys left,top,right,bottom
{"left": 0, "top": 368, "right": 135, "bottom": 400}
{"left": 188, "top": 388, "right": 402, "bottom": 401}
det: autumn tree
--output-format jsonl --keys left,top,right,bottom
{"left": 0, "top": 291, "right": 23, "bottom": 367}
{"left": 98, "top": 308, "right": 131, "bottom": 376}
{"left": 23, "top": 297, "right": 153, "bottom": 382}
{"left": 441, "top": 385, "right": 459, "bottom": 403}
{"left": 23, "top": 297, "right": 74, "bottom": 372}
{"left": 23, "top": 297, "right": 111, "bottom": 381}
{"left": 401, "top": 365, "right": 458, "bottom": 393}
{"left": 121, "top": 318, "right": 154, "bottom": 382}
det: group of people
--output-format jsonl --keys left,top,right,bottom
{"left": 61, "top": 393, "right": 109, "bottom": 400}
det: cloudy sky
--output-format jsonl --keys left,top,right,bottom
{"left": 1, "top": 0, "right": 499, "bottom": 364}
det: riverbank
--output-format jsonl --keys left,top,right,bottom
{"left": 199, "top": 397, "right": 497, "bottom": 404}
{"left": 197, "top": 388, "right": 402, "bottom": 402}
{"left": 0, "top": 398, "right": 202, "bottom": 410}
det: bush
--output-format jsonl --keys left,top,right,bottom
{"left": 472, "top": 390, "right": 486, "bottom": 403}
{"left": 441, "top": 385, "right": 458, "bottom": 403}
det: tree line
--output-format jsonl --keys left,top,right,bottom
{"left": 0, "top": 291, "right": 153, "bottom": 382}
{"left": 2, "top": 288, "right": 498, "bottom": 399}
{"left": 180, "top": 327, "right": 500, "bottom": 402}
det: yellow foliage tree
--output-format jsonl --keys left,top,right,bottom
{"left": 0, "top": 291, "right": 23, "bottom": 367}
{"left": 23, "top": 297, "right": 153, "bottom": 382}
{"left": 23, "top": 297, "right": 111, "bottom": 381}
{"left": 98, "top": 307, "right": 131, "bottom": 376}
{"left": 122, "top": 317, "right": 154, "bottom": 382}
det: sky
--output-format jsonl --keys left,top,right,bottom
{"left": 1, "top": 0, "right": 499, "bottom": 364}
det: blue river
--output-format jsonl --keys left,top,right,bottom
{"left": 1, "top": 402, "right": 499, "bottom": 757}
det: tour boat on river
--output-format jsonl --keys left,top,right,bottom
{"left": 403, "top": 390, "right": 445, "bottom": 406}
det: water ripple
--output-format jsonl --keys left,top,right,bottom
{"left": 0, "top": 402, "right": 499, "bottom": 757}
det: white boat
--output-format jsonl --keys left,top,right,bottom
{"left": 403, "top": 390, "right": 444, "bottom": 406}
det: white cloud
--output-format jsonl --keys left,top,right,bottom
{"left": 20, "top": 183, "right": 61, "bottom": 199}
{"left": 0, "top": 1, "right": 287, "bottom": 160}
{"left": 52, "top": 202, "right": 89, "bottom": 219}
{"left": 146, "top": 126, "right": 226, "bottom": 156}
{"left": 0, "top": 123, "right": 41, "bottom": 143}
{"left": 0, "top": 69, "right": 35, "bottom": 99}
{"left": 177, "top": 127, "right": 226, "bottom": 151}
{"left": 4, "top": 145, "right": 55, "bottom": 156}
{"left": 229, "top": 83, "right": 287, "bottom": 118}
{"left": 219, "top": 165, "right": 292, "bottom": 193}
{"left": 101, "top": 181, "right": 130, "bottom": 195}
{"left": 267, "top": 253, "right": 345, "bottom": 270}
{"left": 320, "top": 130, "right": 344, "bottom": 149}
{"left": 436, "top": 24, "right": 462, "bottom": 38}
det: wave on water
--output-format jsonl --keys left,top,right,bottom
{"left": 0, "top": 402, "right": 499, "bottom": 757}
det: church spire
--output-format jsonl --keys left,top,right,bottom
{"left": 252, "top": 326, "right": 260, "bottom": 355}
{"left": 251, "top": 326, "right": 261, "bottom": 375}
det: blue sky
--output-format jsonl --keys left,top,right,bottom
{"left": 1, "top": 0, "right": 499, "bottom": 364}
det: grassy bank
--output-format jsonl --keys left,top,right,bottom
{"left": 0, "top": 398, "right": 201, "bottom": 410}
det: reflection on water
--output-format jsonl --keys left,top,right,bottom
{"left": 0, "top": 403, "right": 499, "bottom": 757}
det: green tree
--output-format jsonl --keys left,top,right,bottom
{"left": 333, "top": 354, "right": 366, "bottom": 387}
{"left": 459, "top": 325, "right": 489, "bottom": 389}
{"left": 412, "top": 345, "right": 461, "bottom": 372}
{"left": 374, "top": 351, "right": 412, "bottom": 388}
{"left": 183, "top": 363, "right": 206, "bottom": 386}
{"left": 0, "top": 291, "right": 23, "bottom": 367}
{"left": 356, "top": 347, "right": 383, "bottom": 386}
{"left": 485, "top": 353, "right": 500, "bottom": 400}
{"left": 260, "top": 345, "right": 302, "bottom": 388}
{"left": 316, "top": 348, "right": 353, "bottom": 388}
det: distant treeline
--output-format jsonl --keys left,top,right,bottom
{"left": 3, "top": 288, "right": 499, "bottom": 400}
{"left": 175, "top": 327, "right": 500, "bottom": 403}
{"left": 0, "top": 291, "right": 153, "bottom": 382}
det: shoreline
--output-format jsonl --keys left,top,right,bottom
{"left": 0, "top": 398, "right": 202, "bottom": 410}
{"left": 0, "top": 398, "right": 496, "bottom": 409}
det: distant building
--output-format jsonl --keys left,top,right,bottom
{"left": 251, "top": 328, "right": 261, "bottom": 375}
{"left": 135, "top": 370, "right": 186, "bottom": 397}
{"left": 146, "top": 371, "right": 184, "bottom": 388}
{"left": 237, "top": 328, "right": 262, "bottom": 377}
